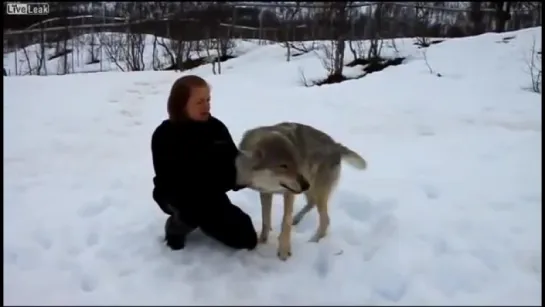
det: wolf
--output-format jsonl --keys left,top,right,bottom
{"left": 234, "top": 122, "right": 367, "bottom": 260}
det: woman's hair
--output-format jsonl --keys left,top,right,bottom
{"left": 167, "top": 75, "right": 209, "bottom": 122}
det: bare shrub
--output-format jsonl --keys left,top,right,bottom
{"left": 390, "top": 38, "right": 400, "bottom": 57}
{"left": 316, "top": 2, "right": 351, "bottom": 80}
{"left": 99, "top": 33, "right": 125, "bottom": 72}
{"left": 122, "top": 32, "right": 146, "bottom": 71}
{"left": 298, "top": 66, "right": 312, "bottom": 87}
{"left": 348, "top": 39, "right": 365, "bottom": 62}
{"left": 526, "top": 36, "right": 542, "bottom": 93}
{"left": 117, "top": 2, "right": 147, "bottom": 71}
{"left": 422, "top": 48, "right": 441, "bottom": 77}
{"left": 287, "top": 40, "right": 319, "bottom": 59}
{"left": 158, "top": 38, "right": 191, "bottom": 71}
{"left": 318, "top": 40, "right": 343, "bottom": 77}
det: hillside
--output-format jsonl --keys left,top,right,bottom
{"left": 3, "top": 27, "right": 542, "bottom": 305}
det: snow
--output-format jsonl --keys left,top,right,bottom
{"left": 4, "top": 27, "right": 542, "bottom": 305}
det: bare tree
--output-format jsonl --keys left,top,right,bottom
{"left": 366, "top": 3, "right": 385, "bottom": 60}
{"left": 258, "top": 8, "right": 265, "bottom": 45}
{"left": 120, "top": 2, "right": 146, "bottom": 71}
{"left": 216, "top": 5, "right": 240, "bottom": 74}
{"left": 318, "top": 1, "right": 351, "bottom": 80}
{"left": 203, "top": 28, "right": 217, "bottom": 75}
{"left": 21, "top": 43, "right": 33, "bottom": 75}
{"left": 413, "top": 2, "right": 433, "bottom": 47}
{"left": 148, "top": 0, "right": 166, "bottom": 54}
{"left": 155, "top": 2, "right": 192, "bottom": 71}
{"left": 469, "top": 2, "right": 486, "bottom": 35}
{"left": 348, "top": 9, "right": 365, "bottom": 61}
{"left": 492, "top": 2, "right": 512, "bottom": 32}
{"left": 37, "top": 24, "right": 48, "bottom": 75}
{"left": 201, "top": 3, "right": 235, "bottom": 75}
{"left": 58, "top": 4, "right": 71, "bottom": 75}
{"left": 151, "top": 34, "right": 161, "bottom": 71}
{"left": 123, "top": 32, "right": 146, "bottom": 71}
{"left": 279, "top": 3, "right": 301, "bottom": 62}
{"left": 99, "top": 32, "right": 125, "bottom": 72}
{"left": 86, "top": 30, "right": 99, "bottom": 66}
{"left": 158, "top": 36, "right": 191, "bottom": 71}
{"left": 288, "top": 9, "right": 319, "bottom": 59}
{"left": 11, "top": 39, "right": 19, "bottom": 75}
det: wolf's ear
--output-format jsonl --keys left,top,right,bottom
{"left": 238, "top": 150, "right": 253, "bottom": 159}
{"left": 238, "top": 149, "right": 263, "bottom": 161}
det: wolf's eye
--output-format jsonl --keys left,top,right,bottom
{"left": 279, "top": 164, "right": 288, "bottom": 169}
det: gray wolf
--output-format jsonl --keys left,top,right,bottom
{"left": 234, "top": 122, "right": 367, "bottom": 260}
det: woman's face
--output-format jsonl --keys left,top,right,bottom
{"left": 186, "top": 85, "right": 211, "bottom": 122}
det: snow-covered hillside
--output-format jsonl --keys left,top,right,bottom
{"left": 4, "top": 27, "right": 542, "bottom": 305}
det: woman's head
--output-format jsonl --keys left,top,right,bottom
{"left": 167, "top": 75, "right": 211, "bottom": 122}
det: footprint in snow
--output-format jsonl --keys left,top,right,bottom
{"left": 77, "top": 196, "right": 113, "bottom": 218}
{"left": 79, "top": 274, "right": 98, "bottom": 293}
{"left": 421, "top": 184, "right": 440, "bottom": 200}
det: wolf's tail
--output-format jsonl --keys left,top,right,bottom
{"left": 338, "top": 144, "right": 367, "bottom": 170}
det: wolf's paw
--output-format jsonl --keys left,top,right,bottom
{"left": 277, "top": 249, "right": 292, "bottom": 261}
{"left": 277, "top": 241, "right": 292, "bottom": 261}
{"left": 258, "top": 230, "right": 269, "bottom": 243}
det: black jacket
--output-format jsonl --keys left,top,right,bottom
{"left": 151, "top": 116, "right": 241, "bottom": 218}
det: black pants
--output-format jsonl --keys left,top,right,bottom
{"left": 159, "top": 194, "right": 258, "bottom": 251}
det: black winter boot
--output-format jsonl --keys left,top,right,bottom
{"left": 164, "top": 216, "right": 195, "bottom": 250}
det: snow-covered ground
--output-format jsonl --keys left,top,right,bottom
{"left": 4, "top": 27, "right": 542, "bottom": 305}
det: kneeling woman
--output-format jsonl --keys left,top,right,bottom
{"left": 151, "top": 75, "right": 257, "bottom": 251}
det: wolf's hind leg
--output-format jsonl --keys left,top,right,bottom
{"left": 310, "top": 190, "right": 332, "bottom": 243}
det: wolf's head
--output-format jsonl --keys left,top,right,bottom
{"left": 235, "top": 136, "right": 310, "bottom": 194}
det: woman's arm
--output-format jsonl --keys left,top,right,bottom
{"left": 151, "top": 124, "right": 181, "bottom": 203}
{"left": 209, "top": 118, "right": 245, "bottom": 192}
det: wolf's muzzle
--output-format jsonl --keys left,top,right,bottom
{"left": 297, "top": 174, "right": 310, "bottom": 192}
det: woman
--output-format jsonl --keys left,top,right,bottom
{"left": 151, "top": 75, "right": 257, "bottom": 251}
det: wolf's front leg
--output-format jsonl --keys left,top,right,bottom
{"left": 277, "top": 192, "right": 295, "bottom": 261}
{"left": 259, "top": 193, "right": 273, "bottom": 243}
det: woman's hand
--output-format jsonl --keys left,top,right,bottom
{"left": 232, "top": 184, "right": 247, "bottom": 192}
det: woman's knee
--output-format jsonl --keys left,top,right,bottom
{"left": 230, "top": 208, "right": 258, "bottom": 249}
{"left": 221, "top": 229, "right": 257, "bottom": 250}
{"left": 227, "top": 208, "right": 257, "bottom": 250}
{"left": 236, "top": 228, "right": 258, "bottom": 250}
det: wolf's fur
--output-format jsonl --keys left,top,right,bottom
{"left": 234, "top": 122, "right": 367, "bottom": 260}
